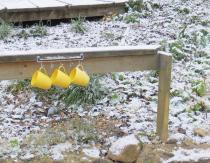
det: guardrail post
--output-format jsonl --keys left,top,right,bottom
{"left": 157, "top": 51, "right": 172, "bottom": 142}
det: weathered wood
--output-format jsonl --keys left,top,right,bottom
{"left": 29, "top": 0, "right": 66, "bottom": 8}
{"left": 0, "top": 46, "right": 160, "bottom": 80}
{"left": 0, "top": 0, "right": 36, "bottom": 10}
{"left": 157, "top": 51, "right": 172, "bottom": 142}
{"left": 0, "top": 45, "right": 161, "bottom": 63}
{"left": 58, "top": 0, "right": 113, "bottom": 5}
{"left": 0, "top": 54, "right": 158, "bottom": 80}
{"left": 0, "top": 0, "right": 126, "bottom": 22}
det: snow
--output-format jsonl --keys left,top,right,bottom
{"left": 163, "top": 148, "right": 210, "bottom": 163}
{"left": 83, "top": 147, "right": 100, "bottom": 158}
{"left": 20, "top": 153, "right": 35, "bottom": 160}
{"left": 109, "top": 134, "right": 139, "bottom": 155}
{"left": 0, "top": 0, "right": 210, "bottom": 161}
{"left": 50, "top": 142, "right": 72, "bottom": 160}
{"left": 167, "top": 133, "right": 186, "bottom": 144}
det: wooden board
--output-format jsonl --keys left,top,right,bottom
{"left": 0, "top": 45, "right": 161, "bottom": 63}
{"left": 30, "top": 0, "right": 66, "bottom": 8}
{"left": 0, "top": 55, "right": 159, "bottom": 80}
{"left": 0, "top": 46, "right": 161, "bottom": 80}
{"left": 0, "top": 0, "right": 36, "bottom": 10}
{"left": 58, "top": 0, "right": 113, "bottom": 6}
{"left": 0, "top": 0, "right": 127, "bottom": 22}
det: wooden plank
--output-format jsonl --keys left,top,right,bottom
{"left": 0, "top": 55, "right": 158, "bottom": 80}
{"left": 114, "top": 0, "right": 129, "bottom": 3}
{"left": 29, "top": 0, "right": 67, "bottom": 8}
{"left": 55, "top": 0, "right": 71, "bottom": 5}
{"left": 157, "top": 51, "right": 172, "bottom": 142}
{"left": 0, "top": 45, "right": 161, "bottom": 63}
{"left": 0, "top": 2, "right": 126, "bottom": 22}
{"left": 57, "top": 0, "right": 113, "bottom": 6}
{"left": 0, "top": 0, "right": 36, "bottom": 9}
{"left": 0, "top": 46, "right": 160, "bottom": 80}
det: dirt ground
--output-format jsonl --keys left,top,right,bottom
{"left": 1, "top": 117, "right": 210, "bottom": 163}
{"left": 1, "top": 143, "right": 210, "bottom": 163}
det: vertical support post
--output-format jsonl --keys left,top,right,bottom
{"left": 157, "top": 51, "right": 172, "bottom": 142}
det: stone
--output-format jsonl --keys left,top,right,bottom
{"left": 178, "top": 128, "right": 186, "bottom": 134}
{"left": 183, "top": 139, "right": 194, "bottom": 146}
{"left": 47, "top": 107, "right": 59, "bottom": 116}
{"left": 107, "top": 134, "right": 142, "bottom": 163}
{"left": 166, "top": 133, "right": 186, "bottom": 144}
{"left": 92, "top": 158, "right": 113, "bottom": 163}
{"left": 166, "top": 138, "right": 177, "bottom": 144}
{"left": 193, "top": 128, "right": 208, "bottom": 137}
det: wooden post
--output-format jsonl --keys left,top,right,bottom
{"left": 157, "top": 51, "right": 172, "bottom": 142}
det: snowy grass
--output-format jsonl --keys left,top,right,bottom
{"left": 163, "top": 148, "right": 210, "bottom": 163}
{"left": 0, "top": 21, "right": 12, "bottom": 40}
{"left": 0, "top": 0, "right": 210, "bottom": 161}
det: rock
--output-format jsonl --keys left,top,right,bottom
{"left": 83, "top": 147, "right": 100, "bottom": 158}
{"left": 92, "top": 158, "right": 113, "bottom": 163}
{"left": 47, "top": 107, "right": 59, "bottom": 116}
{"left": 178, "top": 128, "right": 186, "bottom": 134}
{"left": 107, "top": 134, "right": 142, "bottom": 163}
{"left": 166, "top": 138, "right": 177, "bottom": 144}
{"left": 193, "top": 128, "right": 208, "bottom": 137}
{"left": 167, "top": 133, "right": 186, "bottom": 144}
{"left": 183, "top": 139, "right": 194, "bottom": 146}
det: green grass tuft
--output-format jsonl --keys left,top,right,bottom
{"left": 7, "top": 80, "right": 30, "bottom": 94}
{"left": 71, "top": 17, "right": 87, "bottom": 34}
{"left": 0, "top": 21, "right": 12, "bottom": 39}
{"left": 29, "top": 21, "right": 47, "bottom": 37}
{"left": 60, "top": 75, "right": 107, "bottom": 106}
{"left": 127, "top": 0, "right": 144, "bottom": 12}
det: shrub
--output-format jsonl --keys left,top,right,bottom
{"left": 192, "top": 80, "right": 206, "bottom": 97}
{"left": 60, "top": 75, "right": 107, "bottom": 106}
{"left": 71, "top": 17, "right": 86, "bottom": 34}
{"left": 169, "top": 41, "right": 185, "bottom": 60}
{"left": 7, "top": 80, "right": 30, "bottom": 94}
{"left": 0, "top": 21, "right": 12, "bottom": 39}
{"left": 127, "top": 0, "right": 144, "bottom": 12}
{"left": 17, "top": 29, "right": 29, "bottom": 39}
{"left": 30, "top": 21, "right": 47, "bottom": 37}
{"left": 123, "top": 13, "right": 140, "bottom": 23}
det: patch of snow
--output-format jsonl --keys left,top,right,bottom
{"left": 50, "top": 142, "right": 72, "bottom": 160}
{"left": 82, "top": 147, "right": 100, "bottom": 158}
{"left": 163, "top": 148, "right": 210, "bottom": 163}
{"left": 168, "top": 133, "right": 186, "bottom": 144}
{"left": 20, "top": 153, "right": 35, "bottom": 160}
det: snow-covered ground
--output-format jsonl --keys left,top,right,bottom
{"left": 0, "top": 0, "right": 210, "bottom": 162}
{"left": 163, "top": 147, "right": 210, "bottom": 163}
